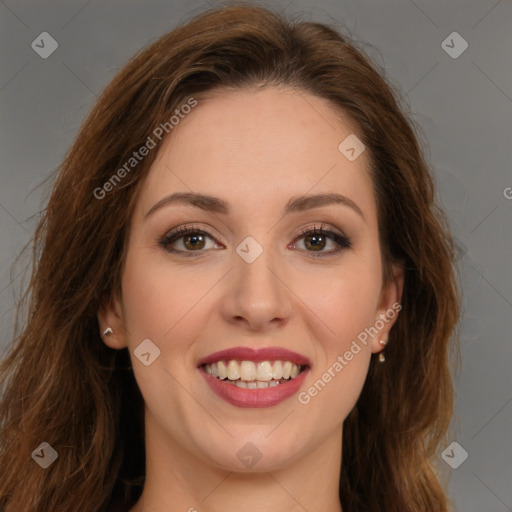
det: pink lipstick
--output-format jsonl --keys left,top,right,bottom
{"left": 197, "top": 346, "right": 311, "bottom": 408}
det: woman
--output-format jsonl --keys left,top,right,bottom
{"left": 0, "top": 4, "right": 460, "bottom": 511}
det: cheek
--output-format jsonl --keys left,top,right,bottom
{"left": 290, "top": 256, "right": 382, "bottom": 347}
{"left": 299, "top": 348, "right": 371, "bottom": 431}
{"left": 294, "top": 266, "right": 379, "bottom": 419}
{"left": 120, "top": 250, "right": 216, "bottom": 342}
{"left": 291, "top": 255, "right": 381, "bottom": 415}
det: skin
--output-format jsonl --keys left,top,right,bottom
{"left": 99, "top": 86, "right": 403, "bottom": 512}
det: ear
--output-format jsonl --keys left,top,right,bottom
{"left": 371, "top": 261, "right": 404, "bottom": 354}
{"left": 97, "top": 294, "right": 128, "bottom": 350}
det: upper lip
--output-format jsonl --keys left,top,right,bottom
{"left": 197, "top": 346, "right": 311, "bottom": 367}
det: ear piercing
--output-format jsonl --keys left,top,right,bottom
{"left": 103, "top": 327, "right": 113, "bottom": 336}
{"left": 378, "top": 337, "right": 388, "bottom": 363}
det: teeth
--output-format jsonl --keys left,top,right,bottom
{"left": 227, "top": 360, "right": 240, "bottom": 380}
{"left": 272, "top": 361, "right": 283, "bottom": 380}
{"left": 231, "top": 379, "right": 281, "bottom": 388}
{"left": 204, "top": 359, "right": 304, "bottom": 386}
{"left": 256, "top": 361, "right": 273, "bottom": 381}
{"left": 217, "top": 361, "right": 227, "bottom": 380}
{"left": 240, "top": 361, "right": 256, "bottom": 381}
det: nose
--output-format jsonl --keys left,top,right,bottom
{"left": 219, "top": 245, "right": 293, "bottom": 332}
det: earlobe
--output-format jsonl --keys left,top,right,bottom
{"left": 97, "top": 296, "right": 127, "bottom": 349}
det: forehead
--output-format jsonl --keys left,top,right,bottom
{"left": 137, "top": 87, "right": 377, "bottom": 222}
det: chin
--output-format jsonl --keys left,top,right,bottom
{"left": 196, "top": 430, "right": 307, "bottom": 473}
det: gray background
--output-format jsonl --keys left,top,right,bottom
{"left": 0, "top": 0, "right": 511, "bottom": 510}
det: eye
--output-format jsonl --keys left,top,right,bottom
{"left": 159, "top": 225, "right": 222, "bottom": 257}
{"left": 158, "top": 223, "right": 352, "bottom": 259}
{"left": 291, "top": 224, "right": 352, "bottom": 258}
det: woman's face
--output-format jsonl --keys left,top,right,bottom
{"left": 101, "top": 87, "right": 402, "bottom": 472}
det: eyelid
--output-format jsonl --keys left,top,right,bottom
{"left": 159, "top": 222, "right": 352, "bottom": 257}
{"left": 289, "top": 223, "right": 352, "bottom": 256}
{"left": 294, "top": 222, "right": 346, "bottom": 239}
{"left": 158, "top": 224, "right": 222, "bottom": 257}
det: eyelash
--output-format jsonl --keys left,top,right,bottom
{"left": 158, "top": 223, "right": 352, "bottom": 259}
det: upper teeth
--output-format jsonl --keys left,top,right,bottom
{"left": 204, "top": 360, "right": 302, "bottom": 381}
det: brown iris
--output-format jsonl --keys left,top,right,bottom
{"left": 303, "top": 233, "right": 327, "bottom": 251}
{"left": 183, "top": 233, "right": 206, "bottom": 250}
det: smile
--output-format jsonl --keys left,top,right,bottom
{"left": 203, "top": 360, "right": 304, "bottom": 389}
{"left": 197, "top": 346, "right": 311, "bottom": 408}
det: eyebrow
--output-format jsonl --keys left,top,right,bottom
{"left": 144, "top": 191, "right": 365, "bottom": 220}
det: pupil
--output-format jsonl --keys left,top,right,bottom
{"left": 306, "top": 234, "right": 325, "bottom": 251}
{"left": 184, "top": 234, "right": 205, "bottom": 250}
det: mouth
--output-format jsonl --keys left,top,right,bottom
{"left": 202, "top": 360, "right": 306, "bottom": 389}
{"left": 197, "top": 347, "right": 311, "bottom": 407}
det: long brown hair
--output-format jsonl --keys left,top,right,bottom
{"left": 0, "top": 4, "right": 460, "bottom": 511}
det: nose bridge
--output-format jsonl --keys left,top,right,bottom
{"left": 223, "top": 236, "right": 291, "bottom": 329}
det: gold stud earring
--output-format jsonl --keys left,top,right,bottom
{"left": 379, "top": 339, "right": 387, "bottom": 346}
{"left": 103, "top": 327, "right": 113, "bottom": 336}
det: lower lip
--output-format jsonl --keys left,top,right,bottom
{"left": 200, "top": 367, "right": 310, "bottom": 408}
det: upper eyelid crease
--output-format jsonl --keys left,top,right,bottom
{"left": 144, "top": 191, "right": 365, "bottom": 222}
{"left": 161, "top": 222, "right": 346, "bottom": 241}
{"left": 159, "top": 224, "right": 352, "bottom": 257}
